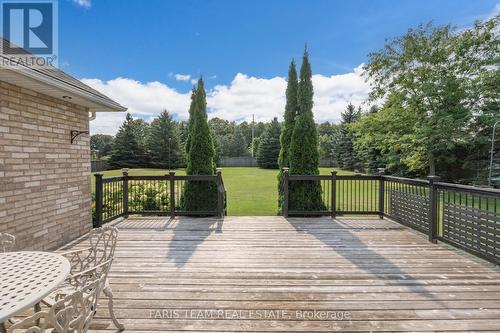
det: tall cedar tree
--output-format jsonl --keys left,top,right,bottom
{"left": 109, "top": 113, "right": 147, "bottom": 168}
{"left": 277, "top": 60, "right": 298, "bottom": 212}
{"left": 185, "top": 88, "right": 197, "bottom": 156}
{"left": 278, "top": 60, "right": 298, "bottom": 169}
{"left": 257, "top": 117, "right": 281, "bottom": 169}
{"left": 147, "top": 110, "right": 183, "bottom": 169}
{"left": 182, "top": 78, "right": 218, "bottom": 212}
{"left": 288, "top": 49, "right": 325, "bottom": 212}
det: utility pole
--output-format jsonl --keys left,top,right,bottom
{"left": 251, "top": 114, "right": 255, "bottom": 159}
{"left": 488, "top": 120, "right": 500, "bottom": 186}
{"left": 168, "top": 137, "right": 172, "bottom": 171}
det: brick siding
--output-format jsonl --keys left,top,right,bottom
{"left": 0, "top": 81, "right": 92, "bottom": 250}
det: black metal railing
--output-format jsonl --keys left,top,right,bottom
{"left": 281, "top": 168, "right": 500, "bottom": 265}
{"left": 436, "top": 182, "right": 499, "bottom": 264}
{"left": 383, "top": 176, "right": 430, "bottom": 234}
{"left": 94, "top": 169, "right": 226, "bottom": 226}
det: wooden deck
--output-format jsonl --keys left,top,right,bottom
{"left": 68, "top": 216, "right": 500, "bottom": 332}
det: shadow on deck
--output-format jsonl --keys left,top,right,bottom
{"left": 67, "top": 216, "right": 500, "bottom": 332}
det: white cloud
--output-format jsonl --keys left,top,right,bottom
{"left": 82, "top": 77, "right": 191, "bottom": 134}
{"left": 72, "top": 0, "right": 91, "bottom": 8}
{"left": 206, "top": 64, "right": 370, "bottom": 123}
{"left": 174, "top": 74, "right": 191, "bottom": 82}
{"left": 312, "top": 64, "right": 370, "bottom": 123}
{"left": 486, "top": 3, "right": 500, "bottom": 19}
{"left": 207, "top": 73, "right": 287, "bottom": 122}
{"left": 84, "top": 64, "right": 370, "bottom": 134}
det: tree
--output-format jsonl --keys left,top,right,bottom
{"left": 147, "top": 110, "right": 183, "bottom": 169}
{"left": 257, "top": 117, "right": 281, "bottom": 169}
{"left": 277, "top": 59, "right": 299, "bottom": 212}
{"left": 90, "top": 134, "right": 113, "bottom": 159}
{"left": 317, "top": 122, "right": 339, "bottom": 161}
{"left": 108, "top": 113, "right": 147, "bottom": 168}
{"left": 351, "top": 95, "right": 412, "bottom": 175}
{"left": 228, "top": 127, "right": 248, "bottom": 157}
{"left": 288, "top": 49, "right": 325, "bottom": 212}
{"left": 363, "top": 16, "right": 499, "bottom": 178}
{"left": 278, "top": 60, "right": 298, "bottom": 169}
{"left": 185, "top": 88, "right": 197, "bottom": 156}
{"left": 130, "top": 118, "right": 150, "bottom": 150}
{"left": 334, "top": 103, "right": 361, "bottom": 171}
{"left": 250, "top": 136, "right": 260, "bottom": 158}
{"left": 182, "top": 78, "right": 217, "bottom": 212}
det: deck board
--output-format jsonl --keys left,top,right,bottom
{"left": 74, "top": 216, "right": 500, "bottom": 332}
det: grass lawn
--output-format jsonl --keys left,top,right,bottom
{"left": 92, "top": 167, "right": 353, "bottom": 216}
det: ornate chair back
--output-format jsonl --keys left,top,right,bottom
{"left": 0, "top": 233, "right": 15, "bottom": 252}
{"left": 7, "top": 264, "right": 108, "bottom": 333}
{"left": 67, "top": 226, "right": 118, "bottom": 275}
{"left": 88, "top": 225, "right": 118, "bottom": 269}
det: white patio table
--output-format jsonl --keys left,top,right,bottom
{"left": 0, "top": 251, "right": 70, "bottom": 331}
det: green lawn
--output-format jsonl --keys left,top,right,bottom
{"left": 92, "top": 167, "right": 353, "bottom": 216}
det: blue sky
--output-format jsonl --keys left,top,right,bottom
{"left": 56, "top": 0, "right": 499, "bottom": 134}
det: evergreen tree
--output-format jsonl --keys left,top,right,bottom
{"left": 257, "top": 117, "right": 281, "bottom": 169}
{"left": 288, "top": 48, "right": 325, "bottom": 212}
{"left": 251, "top": 137, "right": 260, "bottom": 158}
{"left": 147, "top": 110, "right": 183, "bottom": 169}
{"left": 277, "top": 60, "right": 298, "bottom": 213}
{"left": 130, "top": 118, "right": 150, "bottom": 150}
{"left": 185, "top": 88, "right": 197, "bottom": 156}
{"left": 229, "top": 127, "right": 248, "bottom": 157}
{"left": 335, "top": 103, "right": 362, "bottom": 171}
{"left": 182, "top": 78, "right": 217, "bottom": 212}
{"left": 278, "top": 60, "right": 298, "bottom": 169}
{"left": 108, "top": 113, "right": 147, "bottom": 168}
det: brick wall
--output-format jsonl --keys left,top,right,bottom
{"left": 0, "top": 81, "right": 92, "bottom": 250}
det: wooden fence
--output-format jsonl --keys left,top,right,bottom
{"left": 91, "top": 160, "right": 109, "bottom": 172}
{"left": 94, "top": 169, "right": 226, "bottom": 226}
{"left": 218, "top": 157, "right": 258, "bottom": 167}
{"left": 281, "top": 168, "right": 500, "bottom": 265}
{"left": 217, "top": 157, "right": 335, "bottom": 167}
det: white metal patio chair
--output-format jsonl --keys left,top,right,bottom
{"left": 0, "top": 233, "right": 15, "bottom": 252}
{"left": 42, "top": 226, "right": 124, "bottom": 331}
{"left": 6, "top": 260, "right": 110, "bottom": 333}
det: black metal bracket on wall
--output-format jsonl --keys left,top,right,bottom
{"left": 70, "top": 130, "right": 89, "bottom": 144}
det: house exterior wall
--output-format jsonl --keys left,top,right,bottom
{"left": 0, "top": 80, "right": 92, "bottom": 250}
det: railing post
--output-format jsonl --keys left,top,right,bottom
{"left": 283, "top": 168, "right": 289, "bottom": 218}
{"left": 427, "top": 175, "right": 440, "bottom": 244}
{"left": 169, "top": 172, "right": 175, "bottom": 218}
{"left": 331, "top": 171, "right": 337, "bottom": 219}
{"left": 216, "top": 168, "right": 224, "bottom": 218}
{"left": 94, "top": 173, "right": 103, "bottom": 228}
{"left": 122, "top": 168, "right": 129, "bottom": 217}
{"left": 378, "top": 168, "right": 385, "bottom": 219}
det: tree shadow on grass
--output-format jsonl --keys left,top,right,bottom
{"left": 166, "top": 216, "right": 224, "bottom": 268}
{"left": 285, "top": 216, "right": 444, "bottom": 304}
